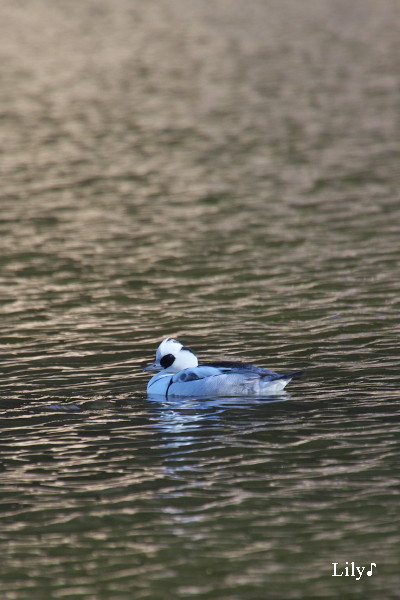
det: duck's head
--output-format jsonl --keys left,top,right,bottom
{"left": 143, "top": 338, "right": 199, "bottom": 373}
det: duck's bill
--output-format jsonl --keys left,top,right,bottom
{"left": 143, "top": 362, "right": 162, "bottom": 372}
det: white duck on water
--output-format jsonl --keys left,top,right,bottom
{"left": 144, "top": 338, "right": 303, "bottom": 397}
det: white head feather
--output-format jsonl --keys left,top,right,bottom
{"left": 145, "top": 338, "right": 198, "bottom": 373}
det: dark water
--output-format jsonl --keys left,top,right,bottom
{"left": 1, "top": 1, "right": 400, "bottom": 598}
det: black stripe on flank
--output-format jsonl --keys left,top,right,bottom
{"left": 166, "top": 377, "right": 174, "bottom": 398}
{"left": 148, "top": 376, "right": 174, "bottom": 394}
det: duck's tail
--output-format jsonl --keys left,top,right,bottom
{"left": 273, "top": 370, "right": 304, "bottom": 382}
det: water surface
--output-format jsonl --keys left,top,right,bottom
{"left": 1, "top": 1, "right": 400, "bottom": 598}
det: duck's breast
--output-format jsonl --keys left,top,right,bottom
{"left": 146, "top": 373, "right": 173, "bottom": 395}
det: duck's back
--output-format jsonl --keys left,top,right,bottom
{"left": 165, "top": 362, "right": 294, "bottom": 397}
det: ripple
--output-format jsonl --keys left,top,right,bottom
{"left": 1, "top": 0, "right": 400, "bottom": 598}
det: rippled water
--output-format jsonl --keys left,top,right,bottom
{"left": 1, "top": 0, "right": 400, "bottom": 598}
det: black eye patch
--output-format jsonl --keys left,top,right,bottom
{"left": 160, "top": 353, "right": 175, "bottom": 368}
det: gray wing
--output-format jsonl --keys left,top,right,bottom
{"left": 202, "top": 362, "right": 304, "bottom": 381}
{"left": 203, "top": 361, "right": 279, "bottom": 377}
{"left": 172, "top": 366, "right": 223, "bottom": 383}
{"left": 171, "top": 362, "right": 299, "bottom": 385}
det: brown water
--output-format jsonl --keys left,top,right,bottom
{"left": 1, "top": 1, "right": 400, "bottom": 598}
